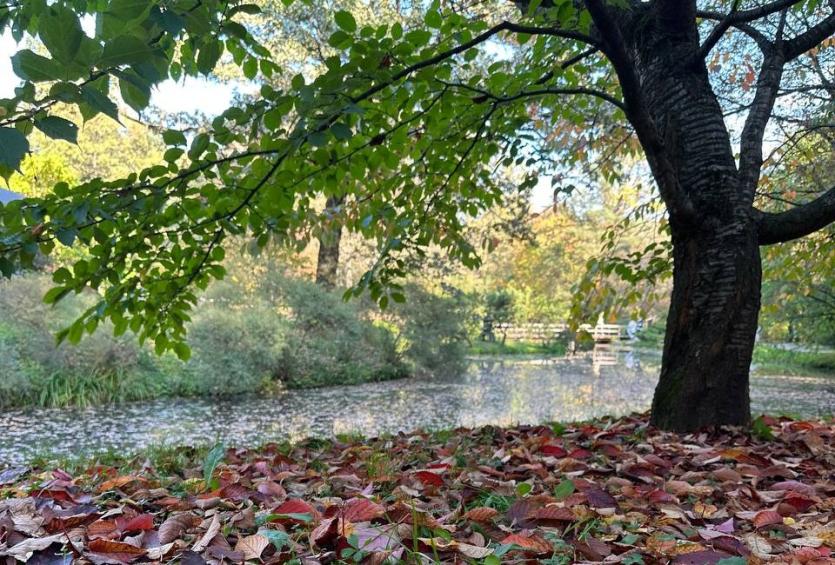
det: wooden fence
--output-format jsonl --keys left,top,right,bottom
{"left": 492, "top": 322, "right": 623, "bottom": 343}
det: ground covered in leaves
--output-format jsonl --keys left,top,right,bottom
{"left": 1, "top": 414, "right": 834, "bottom": 564}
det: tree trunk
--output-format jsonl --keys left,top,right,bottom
{"left": 315, "top": 196, "right": 344, "bottom": 288}
{"left": 650, "top": 219, "right": 762, "bottom": 431}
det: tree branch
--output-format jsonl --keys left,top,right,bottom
{"left": 757, "top": 184, "right": 835, "bottom": 244}
{"left": 783, "top": 9, "right": 835, "bottom": 61}
{"left": 697, "top": 0, "right": 742, "bottom": 59}
{"left": 738, "top": 15, "right": 787, "bottom": 200}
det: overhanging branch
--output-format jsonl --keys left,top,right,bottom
{"left": 757, "top": 184, "right": 835, "bottom": 244}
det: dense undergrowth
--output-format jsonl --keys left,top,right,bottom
{"left": 0, "top": 272, "right": 471, "bottom": 408}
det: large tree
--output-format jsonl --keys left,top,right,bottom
{"left": 1, "top": 0, "right": 834, "bottom": 431}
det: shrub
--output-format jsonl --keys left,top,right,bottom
{"left": 177, "top": 290, "right": 290, "bottom": 395}
{"left": 278, "top": 279, "right": 407, "bottom": 387}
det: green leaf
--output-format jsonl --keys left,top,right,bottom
{"left": 327, "top": 30, "right": 351, "bottom": 49}
{"left": 196, "top": 40, "right": 223, "bottom": 74}
{"left": 40, "top": 6, "right": 84, "bottom": 64}
{"left": 258, "top": 529, "right": 291, "bottom": 550}
{"left": 553, "top": 479, "right": 575, "bottom": 500}
{"left": 100, "top": 36, "right": 154, "bottom": 68}
{"left": 11, "top": 50, "right": 64, "bottom": 82}
{"left": 35, "top": 116, "right": 79, "bottom": 143}
{"left": 330, "top": 122, "right": 352, "bottom": 140}
{"left": 81, "top": 84, "right": 121, "bottom": 122}
{"left": 334, "top": 10, "right": 357, "bottom": 33}
{"left": 202, "top": 443, "right": 225, "bottom": 485}
{"left": 188, "top": 133, "right": 210, "bottom": 160}
{"left": 43, "top": 286, "right": 71, "bottom": 305}
{"left": 163, "top": 129, "right": 187, "bottom": 146}
{"left": 716, "top": 558, "right": 747, "bottom": 565}
{"left": 173, "top": 342, "right": 191, "bottom": 361}
{"left": 424, "top": 10, "right": 442, "bottom": 29}
{"left": 751, "top": 416, "right": 775, "bottom": 441}
{"left": 0, "top": 127, "right": 29, "bottom": 171}
{"left": 516, "top": 482, "right": 532, "bottom": 496}
{"left": 229, "top": 3, "right": 260, "bottom": 15}
{"left": 56, "top": 228, "right": 78, "bottom": 246}
{"left": 118, "top": 73, "right": 151, "bottom": 112}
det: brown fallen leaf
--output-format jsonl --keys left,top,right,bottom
{"left": 191, "top": 514, "right": 220, "bottom": 552}
{"left": 86, "top": 539, "right": 147, "bottom": 564}
{"left": 235, "top": 533, "right": 270, "bottom": 560}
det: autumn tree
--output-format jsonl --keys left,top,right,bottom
{"left": 1, "top": 0, "right": 834, "bottom": 430}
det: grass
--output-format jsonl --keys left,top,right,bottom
{"left": 752, "top": 345, "right": 835, "bottom": 376}
{"left": 468, "top": 339, "right": 567, "bottom": 356}
{"left": 636, "top": 324, "right": 835, "bottom": 377}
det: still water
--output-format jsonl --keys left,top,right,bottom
{"left": 1, "top": 348, "right": 833, "bottom": 466}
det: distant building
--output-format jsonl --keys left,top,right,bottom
{"left": 0, "top": 188, "right": 22, "bottom": 205}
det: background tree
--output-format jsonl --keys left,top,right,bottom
{"left": 1, "top": 0, "right": 835, "bottom": 431}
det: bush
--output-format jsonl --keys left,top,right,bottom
{"left": 0, "top": 270, "right": 474, "bottom": 407}
{"left": 175, "top": 285, "right": 290, "bottom": 395}
{"left": 0, "top": 275, "right": 164, "bottom": 407}
{"left": 279, "top": 278, "right": 407, "bottom": 387}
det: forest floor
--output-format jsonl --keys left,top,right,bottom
{"left": 0, "top": 413, "right": 833, "bottom": 564}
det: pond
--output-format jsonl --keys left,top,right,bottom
{"left": 1, "top": 348, "right": 833, "bottom": 466}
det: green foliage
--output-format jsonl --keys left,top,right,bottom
{"left": 0, "top": 269, "right": 470, "bottom": 408}
{"left": 388, "top": 284, "right": 473, "bottom": 376}
{"left": 753, "top": 346, "right": 835, "bottom": 376}
{"left": 468, "top": 340, "right": 567, "bottom": 356}
{"left": 0, "top": 0, "right": 617, "bottom": 354}
{"left": 278, "top": 277, "right": 407, "bottom": 387}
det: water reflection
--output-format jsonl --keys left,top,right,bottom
{"left": 0, "top": 348, "right": 832, "bottom": 466}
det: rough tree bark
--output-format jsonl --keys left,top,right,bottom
{"left": 315, "top": 196, "right": 344, "bottom": 288}
{"left": 519, "top": 0, "right": 835, "bottom": 430}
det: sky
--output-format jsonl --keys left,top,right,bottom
{"left": 0, "top": 31, "right": 236, "bottom": 115}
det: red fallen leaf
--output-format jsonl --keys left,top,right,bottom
{"left": 87, "top": 539, "right": 147, "bottom": 563}
{"left": 217, "top": 483, "right": 251, "bottom": 501}
{"left": 575, "top": 537, "right": 612, "bottom": 560}
{"left": 310, "top": 516, "right": 339, "bottom": 547}
{"left": 342, "top": 498, "right": 385, "bottom": 522}
{"left": 98, "top": 475, "right": 145, "bottom": 493}
{"left": 648, "top": 488, "right": 677, "bottom": 503}
{"left": 116, "top": 513, "right": 154, "bottom": 533}
{"left": 426, "top": 462, "right": 451, "bottom": 470}
{"left": 159, "top": 512, "right": 200, "bottom": 544}
{"left": 414, "top": 470, "right": 444, "bottom": 488}
{"left": 672, "top": 549, "right": 734, "bottom": 564}
{"left": 752, "top": 509, "right": 783, "bottom": 528}
{"left": 783, "top": 494, "right": 816, "bottom": 512}
{"left": 568, "top": 448, "right": 592, "bottom": 459}
{"left": 530, "top": 505, "right": 576, "bottom": 522}
{"left": 585, "top": 487, "right": 618, "bottom": 509}
{"left": 772, "top": 480, "right": 816, "bottom": 496}
{"left": 787, "top": 421, "right": 816, "bottom": 432}
{"left": 462, "top": 507, "right": 499, "bottom": 522}
{"left": 53, "top": 469, "right": 73, "bottom": 481}
{"left": 598, "top": 444, "right": 622, "bottom": 457}
{"left": 500, "top": 533, "right": 553, "bottom": 555}
{"left": 273, "top": 498, "right": 318, "bottom": 523}
{"left": 539, "top": 444, "right": 567, "bottom": 457}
